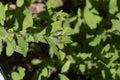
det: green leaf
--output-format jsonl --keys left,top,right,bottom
{"left": 12, "top": 72, "right": 20, "bottom": 80}
{"left": 62, "top": 36, "right": 72, "bottom": 44}
{"left": 111, "top": 19, "right": 120, "bottom": 31}
{"left": 6, "top": 39, "right": 16, "bottom": 56}
{"left": 31, "top": 59, "right": 42, "bottom": 65}
{"left": 44, "top": 36, "right": 58, "bottom": 57}
{"left": 38, "top": 68, "right": 48, "bottom": 80}
{"left": 15, "top": 36, "right": 28, "bottom": 57}
{"left": 101, "top": 70, "right": 105, "bottom": 79}
{"left": 116, "top": 12, "right": 120, "bottom": 20}
{"left": 59, "top": 51, "right": 66, "bottom": 61}
{"left": 101, "top": 44, "right": 110, "bottom": 54}
{"left": 11, "top": 67, "right": 25, "bottom": 80}
{"left": 85, "top": 0, "right": 92, "bottom": 10}
{"left": 34, "top": 33, "right": 47, "bottom": 43}
{"left": 47, "top": 0, "right": 61, "bottom": 9}
{"left": 0, "top": 2, "right": 5, "bottom": 25}
{"left": 63, "top": 21, "right": 73, "bottom": 35}
{"left": 66, "top": 55, "right": 76, "bottom": 63}
{"left": 77, "top": 53, "right": 92, "bottom": 60}
{"left": 61, "top": 61, "right": 71, "bottom": 73}
{"left": 0, "top": 39, "right": 2, "bottom": 54}
{"left": 117, "top": 67, "right": 120, "bottom": 77}
{"left": 89, "top": 35, "right": 102, "bottom": 46}
{"left": 110, "top": 68, "right": 116, "bottom": 79}
{"left": 84, "top": 9, "right": 102, "bottom": 29}
{"left": 109, "top": 0, "right": 118, "bottom": 14}
{"left": 51, "top": 21, "right": 62, "bottom": 33}
{"left": 74, "top": 18, "right": 82, "bottom": 33}
{"left": 79, "top": 64, "right": 86, "bottom": 73}
{"left": 59, "top": 74, "right": 69, "bottom": 80}
{"left": 18, "top": 67, "right": 26, "bottom": 79}
{"left": 22, "top": 13, "right": 33, "bottom": 33}
{"left": 16, "top": 0, "right": 24, "bottom": 7}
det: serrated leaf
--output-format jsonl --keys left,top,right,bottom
{"left": 6, "top": 39, "right": 16, "bottom": 56}
{"left": 22, "top": 13, "right": 33, "bottom": 33}
{"left": 59, "top": 74, "right": 69, "bottom": 80}
{"left": 84, "top": 9, "right": 102, "bottom": 29}
{"left": 0, "top": 2, "right": 5, "bottom": 25}
{"left": 16, "top": 0, "right": 24, "bottom": 7}
{"left": 15, "top": 37, "right": 28, "bottom": 57}
{"left": 109, "top": 0, "right": 118, "bottom": 14}
{"left": 61, "top": 61, "right": 71, "bottom": 73}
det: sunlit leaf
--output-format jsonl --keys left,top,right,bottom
{"left": 18, "top": 67, "right": 26, "bottom": 79}
{"left": 84, "top": 9, "right": 102, "bottom": 29}
{"left": 101, "top": 44, "right": 110, "bottom": 54}
{"left": 59, "top": 74, "right": 69, "bottom": 80}
{"left": 61, "top": 61, "right": 71, "bottom": 73}
{"left": 44, "top": 36, "right": 58, "bottom": 57}
{"left": 15, "top": 36, "right": 28, "bottom": 57}
{"left": 117, "top": 67, "right": 120, "bottom": 77}
{"left": 22, "top": 13, "right": 33, "bottom": 33}
{"left": 111, "top": 19, "right": 120, "bottom": 31}
{"left": 85, "top": 0, "right": 92, "bottom": 10}
{"left": 0, "top": 2, "right": 5, "bottom": 25}
{"left": 109, "top": 0, "right": 118, "bottom": 14}
{"left": 31, "top": 59, "right": 42, "bottom": 65}
{"left": 89, "top": 35, "right": 102, "bottom": 46}
{"left": 47, "top": 0, "right": 61, "bottom": 9}
{"left": 16, "top": 0, "right": 24, "bottom": 7}
{"left": 63, "top": 21, "right": 73, "bottom": 35}
{"left": 79, "top": 64, "right": 86, "bottom": 73}
{"left": 0, "top": 39, "right": 2, "bottom": 54}
{"left": 12, "top": 72, "right": 20, "bottom": 80}
{"left": 38, "top": 68, "right": 48, "bottom": 80}
{"left": 59, "top": 51, "right": 66, "bottom": 61}
{"left": 66, "top": 55, "right": 76, "bottom": 63}
{"left": 11, "top": 67, "right": 25, "bottom": 80}
{"left": 51, "top": 21, "right": 62, "bottom": 33}
{"left": 6, "top": 39, "right": 16, "bottom": 56}
{"left": 62, "top": 36, "right": 72, "bottom": 44}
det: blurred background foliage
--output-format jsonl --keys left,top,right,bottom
{"left": 0, "top": 0, "right": 120, "bottom": 80}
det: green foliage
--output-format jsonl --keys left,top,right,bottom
{"left": 11, "top": 67, "right": 25, "bottom": 80}
{"left": 1, "top": 0, "right": 120, "bottom": 80}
